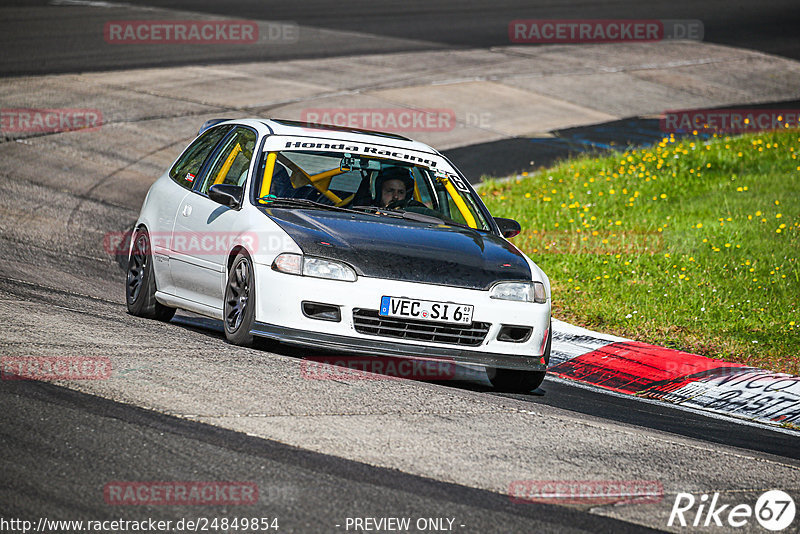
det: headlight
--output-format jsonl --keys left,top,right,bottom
{"left": 272, "top": 253, "right": 357, "bottom": 282}
{"left": 490, "top": 281, "right": 547, "bottom": 303}
{"left": 303, "top": 257, "right": 357, "bottom": 281}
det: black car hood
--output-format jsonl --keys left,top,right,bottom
{"left": 261, "top": 208, "right": 531, "bottom": 290}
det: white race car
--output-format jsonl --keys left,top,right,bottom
{"left": 126, "top": 119, "right": 551, "bottom": 391}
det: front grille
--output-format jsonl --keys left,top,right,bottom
{"left": 352, "top": 308, "right": 490, "bottom": 346}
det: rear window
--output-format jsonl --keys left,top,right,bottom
{"left": 169, "top": 125, "right": 231, "bottom": 189}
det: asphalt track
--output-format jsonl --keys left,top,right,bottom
{"left": 119, "top": 0, "right": 800, "bottom": 61}
{"left": 3, "top": 379, "right": 656, "bottom": 534}
{"left": 157, "top": 313, "right": 800, "bottom": 461}
{"left": 2, "top": 2, "right": 799, "bottom": 533}
{"left": 2, "top": 0, "right": 799, "bottom": 77}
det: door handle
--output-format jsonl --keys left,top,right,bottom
{"left": 182, "top": 204, "right": 192, "bottom": 217}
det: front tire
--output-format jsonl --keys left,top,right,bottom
{"left": 488, "top": 323, "right": 551, "bottom": 392}
{"left": 488, "top": 368, "right": 546, "bottom": 393}
{"left": 126, "top": 227, "right": 175, "bottom": 321}
{"left": 223, "top": 252, "right": 256, "bottom": 346}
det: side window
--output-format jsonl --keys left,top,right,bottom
{"left": 445, "top": 195, "right": 469, "bottom": 226}
{"left": 443, "top": 186, "right": 488, "bottom": 229}
{"left": 199, "top": 128, "right": 258, "bottom": 195}
{"left": 169, "top": 125, "right": 231, "bottom": 190}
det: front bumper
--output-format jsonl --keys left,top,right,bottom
{"left": 252, "top": 262, "right": 550, "bottom": 371}
{"left": 250, "top": 321, "right": 548, "bottom": 371}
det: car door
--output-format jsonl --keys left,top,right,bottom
{"left": 170, "top": 126, "right": 258, "bottom": 310}
{"left": 150, "top": 124, "right": 232, "bottom": 295}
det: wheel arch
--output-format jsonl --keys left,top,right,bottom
{"left": 127, "top": 222, "right": 149, "bottom": 259}
{"left": 227, "top": 245, "right": 249, "bottom": 272}
{"left": 125, "top": 223, "right": 175, "bottom": 321}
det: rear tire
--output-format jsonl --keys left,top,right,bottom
{"left": 125, "top": 227, "right": 176, "bottom": 322}
{"left": 488, "top": 322, "right": 551, "bottom": 392}
{"left": 223, "top": 252, "right": 256, "bottom": 346}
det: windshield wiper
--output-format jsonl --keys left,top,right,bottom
{"left": 350, "top": 205, "right": 447, "bottom": 224}
{"left": 261, "top": 197, "right": 358, "bottom": 213}
{"left": 263, "top": 199, "right": 454, "bottom": 226}
{"left": 349, "top": 205, "right": 405, "bottom": 218}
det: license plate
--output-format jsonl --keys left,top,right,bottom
{"left": 379, "top": 296, "right": 473, "bottom": 325}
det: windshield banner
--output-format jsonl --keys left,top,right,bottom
{"left": 270, "top": 137, "right": 447, "bottom": 170}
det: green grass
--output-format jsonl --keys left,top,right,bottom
{"left": 480, "top": 129, "right": 800, "bottom": 374}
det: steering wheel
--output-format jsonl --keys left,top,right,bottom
{"left": 385, "top": 198, "right": 408, "bottom": 210}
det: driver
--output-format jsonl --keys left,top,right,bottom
{"left": 373, "top": 166, "right": 416, "bottom": 208}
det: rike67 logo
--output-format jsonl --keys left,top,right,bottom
{"left": 668, "top": 490, "right": 795, "bottom": 531}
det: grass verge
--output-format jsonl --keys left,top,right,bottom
{"left": 480, "top": 130, "right": 799, "bottom": 374}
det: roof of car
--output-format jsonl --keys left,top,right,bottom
{"left": 266, "top": 118, "right": 414, "bottom": 141}
{"left": 197, "top": 117, "right": 442, "bottom": 155}
{"left": 215, "top": 118, "right": 441, "bottom": 155}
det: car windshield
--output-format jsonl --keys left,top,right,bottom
{"left": 254, "top": 150, "right": 490, "bottom": 231}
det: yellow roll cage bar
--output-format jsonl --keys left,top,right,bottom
{"left": 212, "top": 142, "right": 242, "bottom": 186}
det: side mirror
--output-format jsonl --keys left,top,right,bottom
{"left": 208, "top": 184, "right": 243, "bottom": 209}
{"left": 494, "top": 217, "right": 521, "bottom": 238}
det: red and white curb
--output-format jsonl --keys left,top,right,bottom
{"left": 549, "top": 319, "right": 800, "bottom": 428}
